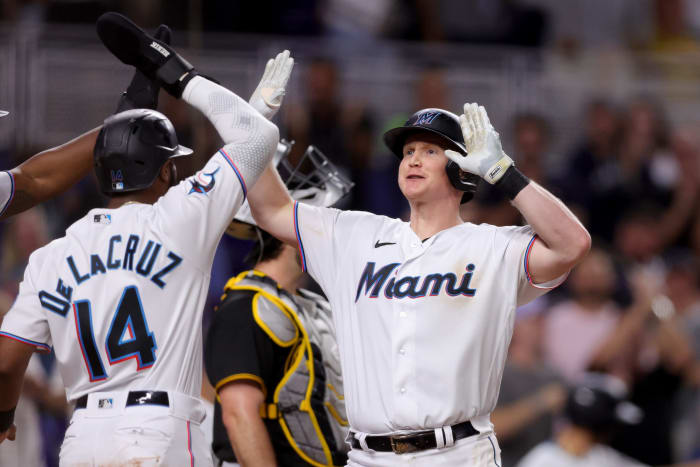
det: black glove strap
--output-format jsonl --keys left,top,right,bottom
{"left": 156, "top": 55, "right": 196, "bottom": 98}
{"left": 495, "top": 165, "right": 530, "bottom": 200}
{"left": 0, "top": 407, "right": 16, "bottom": 432}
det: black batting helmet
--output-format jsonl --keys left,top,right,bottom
{"left": 94, "top": 109, "right": 192, "bottom": 195}
{"left": 383, "top": 108, "right": 480, "bottom": 204}
{"left": 565, "top": 373, "right": 643, "bottom": 435}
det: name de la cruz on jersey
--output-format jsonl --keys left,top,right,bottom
{"left": 38, "top": 234, "right": 182, "bottom": 317}
{"left": 355, "top": 261, "right": 477, "bottom": 302}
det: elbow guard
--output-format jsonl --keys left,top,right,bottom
{"left": 221, "top": 117, "right": 279, "bottom": 187}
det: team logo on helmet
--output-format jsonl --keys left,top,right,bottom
{"left": 188, "top": 166, "right": 220, "bottom": 195}
{"left": 414, "top": 111, "right": 439, "bottom": 126}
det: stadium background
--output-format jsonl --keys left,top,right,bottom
{"left": 0, "top": 0, "right": 699, "bottom": 465}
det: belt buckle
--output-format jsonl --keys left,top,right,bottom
{"left": 390, "top": 434, "right": 419, "bottom": 454}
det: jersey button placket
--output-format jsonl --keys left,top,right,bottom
{"left": 392, "top": 272, "right": 418, "bottom": 426}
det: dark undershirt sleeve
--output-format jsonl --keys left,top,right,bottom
{"left": 204, "top": 290, "right": 275, "bottom": 396}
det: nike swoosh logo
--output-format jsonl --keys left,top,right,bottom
{"left": 374, "top": 241, "right": 396, "bottom": 248}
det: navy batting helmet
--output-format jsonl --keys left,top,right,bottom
{"left": 94, "top": 109, "right": 192, "bottom": 195}
{"left": 383, "top": 108, "right": 480, "bottom": 204}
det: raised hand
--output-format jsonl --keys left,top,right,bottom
{"left": 249, "top": 50, "right": 294, "bottom": 120}
{"left": 445, "top": 103, "right": 514, "bottom": 184}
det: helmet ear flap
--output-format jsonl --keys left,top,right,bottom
{"left": 445, "top": 161, "right": 480, "bottom": 204}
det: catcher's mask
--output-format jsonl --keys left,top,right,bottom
{"left": 94, "top": 109, "right": 192, "bottom": 195}
{"left": 383, "top": 108, "right": 480, "bottom": 204}
{"left": 226, "top": 139, "right": 354, "bottom": 240}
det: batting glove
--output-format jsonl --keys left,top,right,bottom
{"left": 445, "top": 103, "right": 514, "bottom": 184}
{"left": 248, "top": 50, "right": 294, "bottom": 120}
{"left": 115, "top": 24, "right": 171, "bottom": 113}
{"left": 97, "top": 12, "right": 199, "bottom": 98}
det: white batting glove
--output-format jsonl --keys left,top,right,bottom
{"left": 445, "top": 103, "right": 514, "bottom": 184}
{"left": 248, "top": 50, "right": 294, "bottom": 120}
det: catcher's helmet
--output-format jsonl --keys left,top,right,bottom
{"left": 94, "top": 109, "right": 192, "bottom": 195}
{"left": 383, "top": 108, "right": 480, "bottom": 204}
{"left": 227, "top": 139, "right": 354, "bottom": 240}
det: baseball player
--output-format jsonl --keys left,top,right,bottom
{"left": 205, "top": 142, "right": 352, "bottom": 467}
{"left": 245, "top": 104, "right": 591, "bottom": 465}
{"left": 0, "top": 25, "right": 172, "bottom": 221}
{"left": 517, "top": 373, "right": 647, "bottom": 467}
{"left": 0, "top": 13, "right": 286, "bottom": 465}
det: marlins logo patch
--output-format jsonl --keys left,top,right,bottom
{"left": 414, "top": 112, "right": 439, "bottom": 126}
{"left": 189, "top": 166, "right": 221, "bottom": 195}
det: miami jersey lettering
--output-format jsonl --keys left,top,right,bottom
{"left": 292, "top": 204, "right": 565, "bottom": 435}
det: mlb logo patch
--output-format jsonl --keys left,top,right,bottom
{"left": 111, "top": 170, "right": 124, "bottom": 191}
{"left": 93, "top": 214, "right": 112, "bottom": 225}
{"left": 98, "top": 398, "right": 114, "bottom": 409}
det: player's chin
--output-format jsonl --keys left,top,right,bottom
{"left": 399, "top": 184, "right": 428, "bottom": 203}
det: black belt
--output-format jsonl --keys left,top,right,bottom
{"left": 75, "top": 391, "right": 170, "bottom": 409}
{"left": 350, "top": 421, "right": 479, "bottom": 454}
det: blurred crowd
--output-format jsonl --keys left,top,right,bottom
{"left": 1, "top": 1, "right": 700, "bottom": 467}
{"left": 4, "top": 0, "right": 700, "bottom": 54}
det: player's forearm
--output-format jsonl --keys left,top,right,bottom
{"left": 512, "top": 182, "right": 591, "bottom": 268}
{"left": 181, "top": 76, "right": 279, "bottom": 187}
{"left": 248, "top": 163, "right": 296, "bottom": 245}
{"left": 0, "top": 341, "right": 33, "bottom": 411}
{"left": 223, "top": 408, "right": 278, "bottom": 467}
{"left": 2, "top": 127, "right": 99, "bottom": 219}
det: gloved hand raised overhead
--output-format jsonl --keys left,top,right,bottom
{"left": 445, "top": 103, "right": 514, "bottom": 184}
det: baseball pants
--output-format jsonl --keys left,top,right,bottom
{"left": 346, "top": 432, "right": 502, "bottom": 467}
{"left": 59, "top": 391, "right": 213, "bottom": 467}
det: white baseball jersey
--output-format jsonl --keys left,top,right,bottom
{"left": 293, "top": 203, "right": 565, "bottom": 435}
{"left": 0, "top": 149, "right": 246, "bottom": 402}
{"left": 0, "top": 170, "right": 14, "bottom": 216}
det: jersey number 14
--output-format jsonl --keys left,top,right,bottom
{"left": 73, "top": 286, "right": 157, "bottom": 382}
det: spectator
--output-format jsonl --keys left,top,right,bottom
{"left": 558, "top": 99, "right": 621, "bottom": 225}
{"left": 543, "top": 248, "right": 629, "bottom": 384}
{"left": 663, "top": 253, "right": 700, "bottom": 461}
{"left": 585, "top": 264, "right": 696, "bottom": 465}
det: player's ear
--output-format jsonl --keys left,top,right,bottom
{"left": 158, "top": 160, "right": 177, "bottom": 187}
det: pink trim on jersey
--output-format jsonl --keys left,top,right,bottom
{"left": 0, "top": 331, "right": 50, "bottom": 353}
{"left": 187, "top": 421, "right": 194, "bottom": 466}
{"left": 218, "top": 149, "right": 247, "bottom": 198}
{"left": 524, "top": 234, "right": 538, "bottom": 284}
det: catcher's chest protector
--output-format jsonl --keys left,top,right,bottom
{"left": 224, "top": 272, "right": 349, "bottom": 466}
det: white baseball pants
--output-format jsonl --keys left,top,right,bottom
{"left": 346, "top": 432, "right": 502, "bottom": 467}
{"left": 59, "top": 391, "right": 213, "bottom": 467}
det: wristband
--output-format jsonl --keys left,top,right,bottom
{"left": 0, "top": 407, "right": 15, "bottom": 432}
{"left": 495, "top": 166, "right": 530, "bottom": 200}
